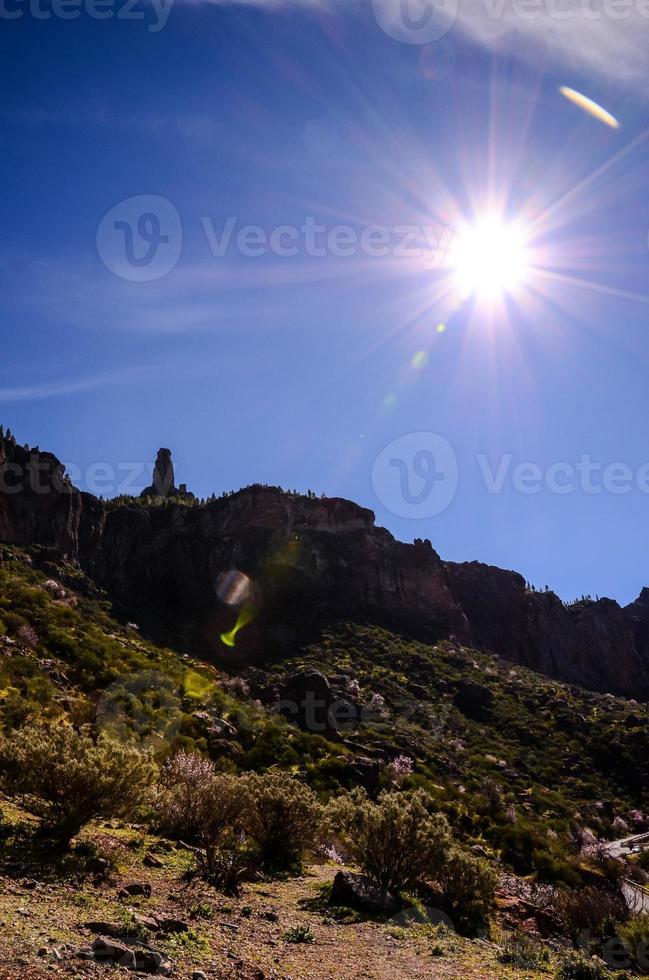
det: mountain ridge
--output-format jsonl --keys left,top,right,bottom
{"left": 1, "top": 427, "right": 648, "bottom": 699}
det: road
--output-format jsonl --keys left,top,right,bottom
{"left": 603, "top": 833, "right": 649, "bottom": 913}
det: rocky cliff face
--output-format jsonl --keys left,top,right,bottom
{"left": 2, "top": 429, "right": 649, "bottom": 698}
{"left": 446, "top": 561, "right": 649, "bottom": 699}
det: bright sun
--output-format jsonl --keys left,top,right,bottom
{"left": 450, "top": 215, "right": 529, "bottom": 301}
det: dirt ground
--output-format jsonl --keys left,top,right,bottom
{"left": 0, "top": 819, "right": 545, "bottom": 980}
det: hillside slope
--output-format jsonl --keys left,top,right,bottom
{"left": 1, "top": 545, "right": 647, "bottom": 881}
{"left": 2, "top": 428, "right": 649, "bottom": 699}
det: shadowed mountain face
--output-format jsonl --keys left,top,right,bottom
{"left": 2, "top": 428, "right": 649, "bottom": 699}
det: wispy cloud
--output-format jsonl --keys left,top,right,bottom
{"left": 0, "top": 366, "right": 153, "bottom": 403}
{"left": 201, "top": 0, "right": 649, "bottom": 88}
{"left": 453, "top": 0, "right": 649, "bottom": 86}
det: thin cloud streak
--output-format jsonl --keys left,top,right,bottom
{"left": 0, "top": 367, "right": 153, "bottom": 404}
{"left": 201, "top": 0, "right": 649, "bottom": 88}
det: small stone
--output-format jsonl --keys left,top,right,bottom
{"left": 158, "top": 917, "right": 189, "bottom": 933}
{"left": 92, "top": 936, "right": 136, "bottom": 969}
{"left": 82, "top": 921, "right": 122, "bottom": 937}
{"left": 118, "top": 882, "right": 151, "bottom": 899}
{"left": 133, "top": 913, "right": 160, "bottom": 931}
{"left": 143, "top": 853, "right": 164, "bottom": 868}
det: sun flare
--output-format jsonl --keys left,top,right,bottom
{"left": 450, "top": 215, "right": 530, "bottom": 301}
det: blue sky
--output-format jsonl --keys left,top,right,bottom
{"left": 2, "top": 0, "right": 649, "bottom": 603}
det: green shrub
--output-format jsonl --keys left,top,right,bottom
{"left": 189, "top": 902, "right": 214, "bottom": 920}
{"left": 196, "top": 775, "right": 250, "bottom": 876}
{"left": 618, "top": 916, "right": 649, "bottom": 974}
{"left": 0, "top": 721, "right": 155, "bottom": 846}
{"left": 196, "top": 847, "right": 248, "bottom": 896}
{"left": 243, "top": 772, "right": 323, "bottom": 873}
{"left": 554, "top": 952, "right": 612, "bottom": 980}
{"left": 437, "top": 848, "right": 497, "bottom": 933}
{"left": 500, "top": 930, "right": 551, "bottom": 969}
{"left": 284, "top": 925, "right": 315, "bottom": 944}
{"left": 328, "top": 788, "right": 451, "bottom": 893}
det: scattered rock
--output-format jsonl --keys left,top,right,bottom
{"left": 330, "top": 871, "right": 399, "bottom": 915}
{"left": 82, "top": 920, "right": 122, "bottom": 937}
{"left": 143, "top": 852, "right": 164, "bottom": 868}
{"left": 118, "top": 882, "right": 152, "bottom": 899}
{"left": 92, "top": 936, "right": 136, "bottom": 969}
{"left": 90, "top": 936, "right": 172, "bottom": 975}
{"left": 133, "top": 913, "right": 161, "bottom": 931}
{"left": 157, "top": 917, "right": 189, "bottom": 933}
{"left": 342, "top": 756, "right": 382, "bottom": 793}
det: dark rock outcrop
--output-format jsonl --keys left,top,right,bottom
{"left": 453, "top": 680, "right": 494, "bottom": 720}
{"left": 3, "top": 428, "right": 649, "bottom": 699}
{"left": 140, "top": 448, "right": 177, "bottom": 499}
{"left": 140, "top": 448, "right": 195, "bottom": 501}
{"left": 447, "top": 560, "right": 649, "bottom": 699}
{"left": 0, "top": 427, "right": 82, "bottom": 559}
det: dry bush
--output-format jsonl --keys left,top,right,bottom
{"left": 436, "top": 848, "right": 498, "bottom": 932}
{"left": 328, "top": 788, "right": 451, "bottom": 893}
{"left": 551, "top": 885, "right": 628, "bottom": 943}
{"left": 0, "top": 722, "right": 155, "bottom": 846}
{"left": 157, "top": 750, "right": 216, "bottom": 842}
{"left": 198, "top": 774, "right": 250, "bottom": 869}
{"left": 195, "top": 847, "right": 248, "bottom": 896}
{"left": 243, "top": 772, "right": 323, "bottom": 872}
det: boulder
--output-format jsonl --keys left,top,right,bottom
{"left": 92, "top": 936, "right": 136, "bottom": 969}
{"left": 118, "top": 882, "right": 152, "bottom": 899}
{"left": 453, "top": 681, "right": 494, "bottom": 719}
{"left": 135, "top": 948, "right": 173, "bottom": 975}
{"left": 133, "top": 913, "right": 161, "bottom": 931}
{"left": 83, "top": 920, "right": 122, "bottom": 937}
{"left": 329, "top": 871, "right": 399, "bottom": 915}
{"left": 90, "top": 936, "right": 171, "bottom": 975}
{"left": 143, "top": 853, "right": 164, "bottom": 868}
{"left": 279, "top": 670, "right": 337, "bottom": 735}
{"left": 157, "top": 917, "right": 189, "bottom": 933}
{"left": 342, "top": 756, "right": 382, "bottom": 793}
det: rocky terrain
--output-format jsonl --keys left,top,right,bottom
{"left": 3, "top": 427, "right": 649, "bottom": 979}
{"left": 0, "top": 802, "right": 541, "bottom": 980}
{"left": 1, "top": 427, "right": 649, "bottom": 699}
